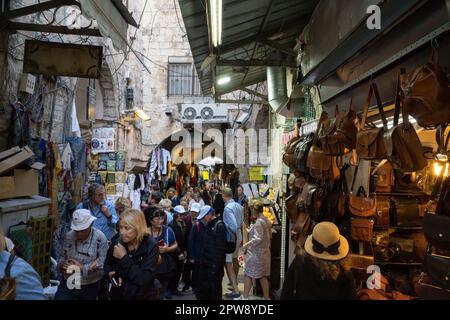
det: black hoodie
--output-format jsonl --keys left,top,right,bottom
{"left": 104, "top": 235, "right": 159, "bottom": 300}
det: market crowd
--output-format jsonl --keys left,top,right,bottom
{"left": 0, "top": 182, "right": 275, "bottom": 300}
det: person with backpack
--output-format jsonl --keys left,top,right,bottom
{"left": 76, "top": 183, "right": 118, "bottom": 240}
{"left": 1, "top": 227, "right": 46, "bottom": 300}
{"left": 146, "top": 208, "right": 178, "bottom": 300}
{"left": 190, "top": 206, "right": 227, "bottom": 300}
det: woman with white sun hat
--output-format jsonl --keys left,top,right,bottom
{"left": 281, "top": 222, "right": 357, "bottom": 300}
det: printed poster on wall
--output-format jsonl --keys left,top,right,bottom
{"left": 92, "top": 128, "right": 115, "bottom": 154}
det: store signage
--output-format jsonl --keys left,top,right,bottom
{"left": 91, "top": 128, "right": 116, "bottom": 154}
{"left": 23, "top": 40, "right": 103, "bottom": 78}
{"left": 248, "top": 167, "right": 265, "bottom": 181}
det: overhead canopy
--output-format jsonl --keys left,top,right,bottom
{"left": 1, "top": 0, "right": 138, "bottom": 52}
{"left": 178, "top": 0, "right": 319, "bottom": 98}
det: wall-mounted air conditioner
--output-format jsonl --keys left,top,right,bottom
{"left": 180, "top": 104, "right": 229, "bottom": 124}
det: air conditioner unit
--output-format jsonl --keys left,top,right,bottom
{"left": 180, "top": 104, "right": 229, "bottom": 124}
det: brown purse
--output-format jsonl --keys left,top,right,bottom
{"left": 384, "top": 70, "right": 427, "bottom": 173}
{"left": 356, "top": 83, "right": 388, "bottom": 160}
{"left": 349, "top": 186, "right": 377, "bottom": 218}
{"left": 291, "top": 212, "right": 313, "bottom": 249}
{"left": 351, "top": 218, "right": 374, "bottom": 242}
{"left": 375, "top": 197, "right": 390, "bottom": 229}
{"left": 320, "top": 104, "right": 357, "bottom": 156}
{"left": 401, "top": 47, "right": 450, "bottom": 128}
{"left": 375, "top": 161, "right": 394, "bottom": 193}
{"left": 307, "top": 112, "right": 333, "bottom": 180}
{"left": 282, "top": 137, "right": 301, "bottom": 169}
{"left": 286, "top": 193, "right": 300, "bottom": 222}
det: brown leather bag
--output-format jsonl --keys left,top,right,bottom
{"left": 307, "top": 112, "right": 333, "bottom": 180}
{"left": 401, "top": 47, "right": 450, "bottom": 128}
{"left": 320, "top": 104, "right": 357, "bottom": 156}
{"left": 351, "top": 218, "right": 374, "bottom": 242}
{"left": 286, "top": 194, "right": 300, "bottom": 222}
{"left": 384, "top": 70, "right": 427, "bottom": 173}
{"left": 375, "top": 161, "right": 394, "bottom": 193}
{"left": 356, "top": 83, "right": 388, "bottom": 160}
{"left": 349, "top": 186, "right": 377, "bottom": 218}
{"left": 375, "top": 197, "right": 390, "bottom": 229}
{"left": 282, "top": 137, "right": 301, "bottom": 169}
{"left": 290, "top": 212, "right": 313, "bottom": 249}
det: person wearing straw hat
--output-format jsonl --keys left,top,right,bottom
{"left": 55, "top": 209, "right": 108, "bottom": 300}
{"left": 281, "top": 222, "right": 356, "bottom": 300}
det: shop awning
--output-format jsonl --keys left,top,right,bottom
{"left": 79, "top": 0, "right": 138, "bottom": 51}
{"left": 178, "top": 0, "right": 319, "bottom": 99}
{"left": 1, "top": 0, "right": 138, "bottom": 52}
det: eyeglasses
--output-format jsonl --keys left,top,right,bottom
{"left": 152, "top": 215, "right": 164, "bottom": 220}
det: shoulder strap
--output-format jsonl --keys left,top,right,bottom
{"left": 372, "top": 83, "right": 388, "bottom": 130}
{"left": 5, "top": 254, "right": 16, "bottom": 278}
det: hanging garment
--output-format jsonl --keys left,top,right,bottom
{"left": 131, "top": 190, "right": 141, "bottom": 209}
{"left": 61, "top": 143, "right": 73, "bottom": 171}
{"left": 139, "top": 174, "right": 145, "bottom": 191}
{"left": 149, "top": 149, "right": 158, "bottom": 174}
{"left": 70, "top": 98, "right": 81, "bottom": 138}
{"left": 161, "top": 148, "right": 172, "bottom": 175}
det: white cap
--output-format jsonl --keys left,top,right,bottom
{"left": 190, "top": 202, "right": 202, "bottom": 213}
{"left": 71, "top": 209, "right": 97, "bottom": 231}
{"left": 173, "top": 205, "right": 186, "bottom": 215}
{"left": 197, "top": 205, "right": 214, "bottom": 221}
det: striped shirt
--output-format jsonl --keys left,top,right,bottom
{"left": 58, "top": 228, "right": 108, "bottom": 286}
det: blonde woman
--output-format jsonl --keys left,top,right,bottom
{"left": 104, "top": 209, "right": 160, "bottom": 300}
{"left": 237, "top": 200, "right": 272, "bottom": 300}
{"left": 1, "top": 227, "right": 45, "bottom": 300}
{"left": 115, "top": 197, "right": 132, "bottom": 216}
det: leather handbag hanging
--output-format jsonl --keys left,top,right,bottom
{"left": 401, "top": 46, "right": 450, "bottom": 128}
{"left": 391, "top": 197, "right": 422, "bottom": 228}
{"left": 286, "top": 194, "right": 300, "bottom": 222}
{"left": 320, "top": 103, "right": 357, "bottom": 156}
{"left": 282, "top": 137, "right": 301, "bottom": 169}
{"left": 375, "top": 197, "right": 390, "bottom": 229}
{"left": 350, "top": 218, "right": 374, "bottom": 242}
{"left": 389, "top": 236, "right": 415, "bottom": 262}
{"left": 307, "top": 112, "right": 333, "bottom": 180}
{"left": 375, "top": 161, "right": 394, "bottom": 193}
{"left": 423, "top": 213, "right": 450, "bottom": 250}
{"left": 290, "top": 212, "right": 313, "bottom": 249}
{"left": 349, "top": 186, "right": 377, "bottom": 218}
{"left": 425, "top": 254, "right": 450, "bottom": 290}
{"left": 384, "top": 70, "right": 427, "bottom": 173}
{"left": 294, "top": 132, "right": 315, "bottom": 174}
{"left": 356, "top": 83, "right": 388, "bottom": 160}
{"left": 417, "top": 273, "right": 450, "bottom": 300}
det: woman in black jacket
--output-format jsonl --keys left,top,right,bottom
{"left": 104, "top": 209, "right": 160, "bottom": 300}
{"left": 281, "top": 222, "right": 356, "bottom": 300}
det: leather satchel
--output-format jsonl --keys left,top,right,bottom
{"left": 389, "top": 236, "right": 415, "bottom": 262}
{"left": 375, "top": 162, "right": 394, "bottom": 193}
{"left": 391, "top": 197, "right": 422, "bottom": 228}
{"left": 384, "top": 70, "right": 427, "bottom": 173}
{"left": 351, "top": 218, "right": 374, "bottom": 242}
{"left": 425, "top": 254, "right": 450, "bottom": 290}
{"left": 291, "top": 212, "right": 313, "bottom": 249}
{"left": 320, "top": 105, "right": 357, "bottom": 156}
{"left": 282, "top": 137, "right": 301, "bottom": 169}
{"left": 375, "top": 197, "right": 390, "bottom": 229}
{"left": 423, "top": 213, "right": 450, "bottom": 250}
{"left": 401, "top": 47, "right": 450, "bottom": 128}
{"left": 294, "top": 132, "right": 314, "bottom": 174}
{"left": 349, "top": 186, "right": 377, "bottom": 218}
{"left": 286, "top": 194, "right": 300, "bottom": 222}
{"left": 307, "top": 112, "right": 335, "bottom": 180}
{"left": 356, "top": 83, "right": 388, "bottom": 160}
{"left": 417, "top": 273, "right": 450, "bottom": 300}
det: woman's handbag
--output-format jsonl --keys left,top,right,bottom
{"left": 375, "top": 161, "right": 394, "bottom": 193}
{"left": 375, "top": 197, "right": 390, "bottom": 229}
{"left": 350, "top": 218, "right": 374, "bottom": 242}
{"left": 349, "top": 186, "right": 377, "bottom": 218}
{"left": 391, "top": 197, "right": 422, "bottom": 228}
{"left": 320, "top": 104, "right": 357, "bottom": 156}
{"left": 425, "top": 254, "right": 450, "bottom": 290}
{"left": 307, "top": 112, "right": 334, "bottom": 180}
{"left": 401, "top": 47, "right": 450, "bottom": 128}
{"left": 416, "top": 273, "right": 450, "bottom": 300}
{"left": 356, "top": 83, "right": 388, "bottom": 160}
{"left": 384, "top": 70, "right": 427, "bottom": 173}
{"left": 423, "top": 213, "right": 450, "bottom": 250}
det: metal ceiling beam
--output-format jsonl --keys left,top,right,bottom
{"left": 0, "top": 0, "right": 78, "bottom": 20}
{"left": 6, "top": 22, "right": 102, "bottom": 37}
{"left": 242, "top": 88, "right": 268, "bottom": 100}
{"left": 258, "top": 38, "right": 296, "bottom": 56}
{"left": 299, "top": 0, "right": 427, "bottom": 85}
{"left": 217, "top": 58, "right": 296, "bottom": 67}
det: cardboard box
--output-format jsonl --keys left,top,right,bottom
{"left": 0, "top": 146, "right": 34, "bottom": 175}
{"left": 0, "top": 169, "right": 40, "bottom": 200}
{"left": 0, "top": 176, "right": 15, "bottom": 199}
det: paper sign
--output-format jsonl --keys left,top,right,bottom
{"left": 248, "top": 167, "right": 264, "bottom": 181}
{"left": 92, "top": 128, "right": 115, "bottom": 154}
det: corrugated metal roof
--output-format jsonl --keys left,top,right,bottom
{"left": 179, "top": 0, "right": 319, "bottom": 97}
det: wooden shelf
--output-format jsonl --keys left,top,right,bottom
{"left": 375, "top": 261, "right": 423, "bottom": 266}
{"left": 371, "top": 192, "right": 429, "bottom": 197}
